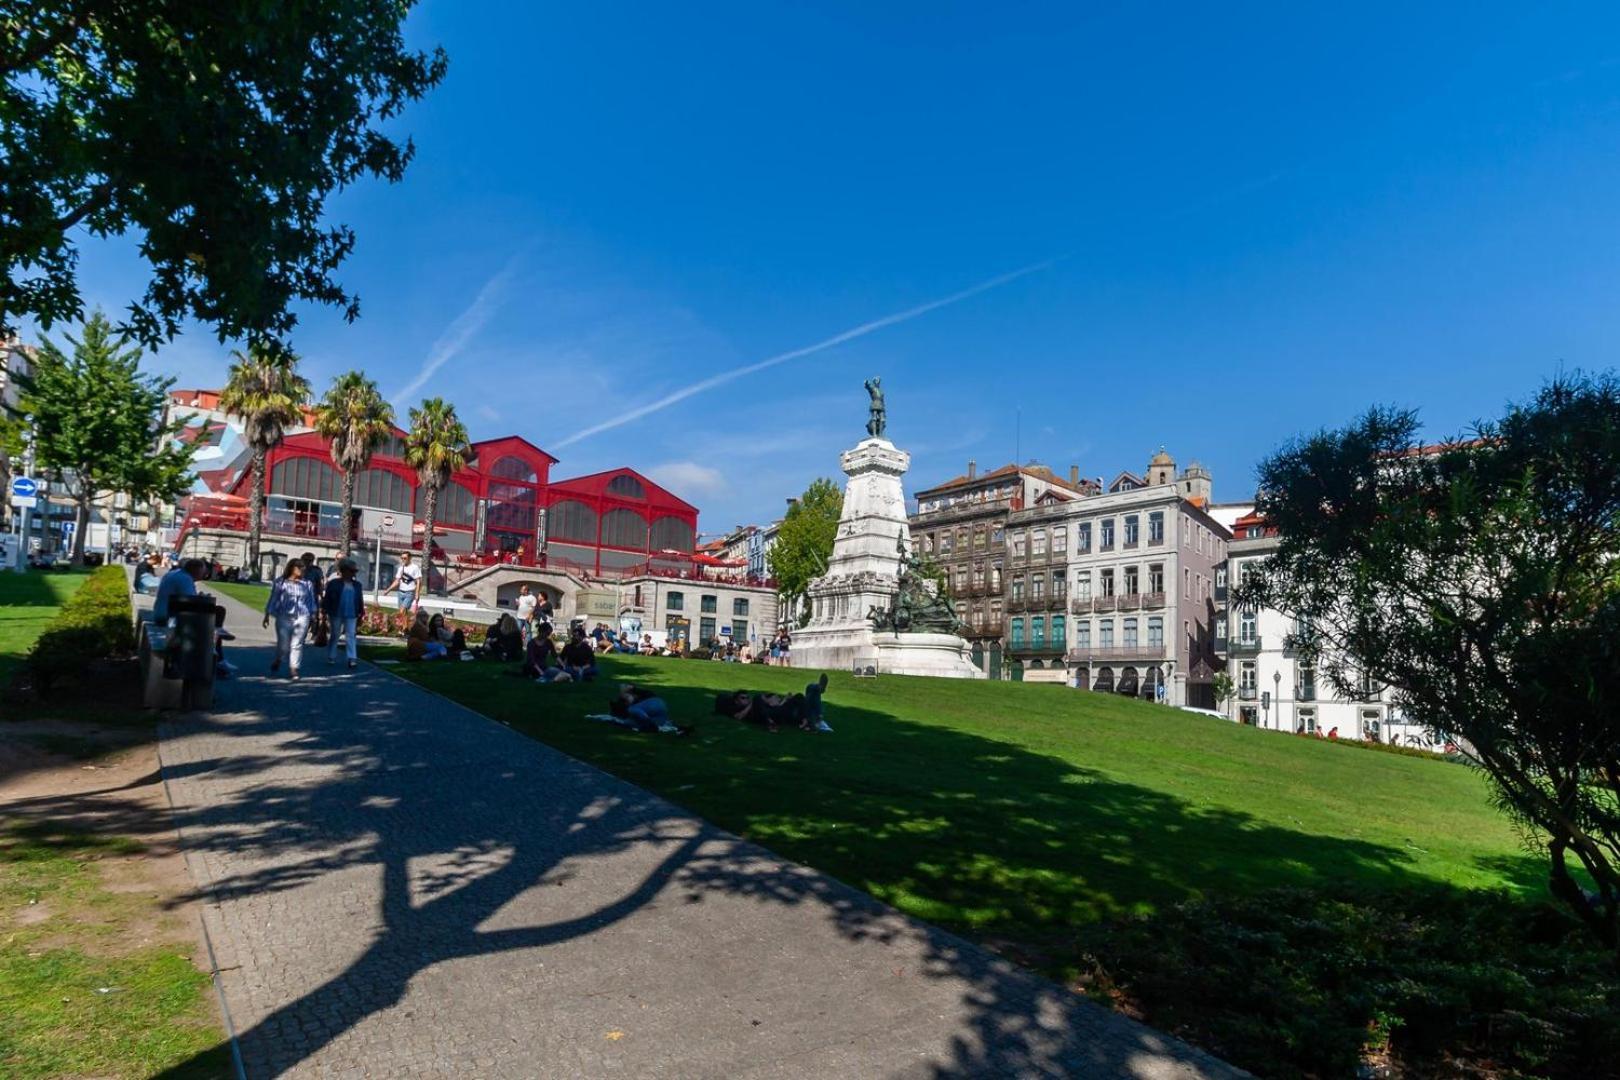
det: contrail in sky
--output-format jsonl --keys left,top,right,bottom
{"left": 391, "top": 251, "right": 525, "bottom": 406}
{"left": 554, "top": 257, "right": 1060, "bottom": 448}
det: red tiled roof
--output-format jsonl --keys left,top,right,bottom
{"left": 916, "top": 463, "right": 1093, "bottom": 497}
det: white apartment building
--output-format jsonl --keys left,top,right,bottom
{"left": 1225, "top": 511, "right": 1438, "bottom": 748}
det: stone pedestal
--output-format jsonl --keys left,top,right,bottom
{"left": 791, "top": 437, "right": 984, "bottom": 679}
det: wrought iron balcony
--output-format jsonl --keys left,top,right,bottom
{"left": 1093, "top": 596, "right": 1117, "bottom": 613}
{"left": 1068, "top": 645, "right": 1172, "bottom": 663}
{"left": 1229, "top": 636, "right": 1263, "bottom": 656}
{"left": 1238, "top": 686, "right": 1258, "bottom": 700}
{"left": 1117, "top": 593, "right": 1142, "bottom": 611}
{"left": 1070, "top": 598, "right": 1093, "bottom": 615}
{"left": 1141, "top": 592, "right": 1166, "bottom": 609}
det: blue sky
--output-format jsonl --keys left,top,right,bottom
{"left": 51, "top": 2, "right": 1620, "bottom": 534}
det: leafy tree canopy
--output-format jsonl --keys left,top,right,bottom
{"left": 1245, "top": 372, "right": 1620, "bottom": 952}
{"left": 768, "top": 477, "right": 843, "bottom": 603}
{"left": 2, "top": 1, "right": 447, "bottom": 347}
{"left": 24, "top": 311, "right": 194, "bottom": 560}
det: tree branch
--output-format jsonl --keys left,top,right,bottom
{"left": 0, "top": 8, "right": 87, "bottom": 75}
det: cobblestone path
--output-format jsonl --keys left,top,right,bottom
{"left": 155, "top": 588, "right": 1242, "bottom": 1078}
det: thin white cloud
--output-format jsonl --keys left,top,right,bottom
{"left": 554, "top": 258, "right": 1061, "bottom": 448}
{"left": 647, "top": 460, "right": 728, "bottom": 499}
{"left": 391, "top": 251, "right": 525, "bottom": 406}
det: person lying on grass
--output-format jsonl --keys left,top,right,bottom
{"left": 712, "top": 673, "right": 832, "bottom": 733}
{"left": 601, "top": 684, "right": 692, "bottom": 735}
{"left": 523, "top": 623, "right": 571, "bottom": 682}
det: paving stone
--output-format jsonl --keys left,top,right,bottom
{"left": 155, "top": 587, "right": 1245, "bottom": 1078}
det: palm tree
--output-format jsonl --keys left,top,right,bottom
{"left": 402, "top": 397, "right": 471, "bottom": 595}
{"left": 218, "top": 343, "right": 311, "bottom": 576}
{"left": 313, "top": 372, "right": 394, "bottom": 556}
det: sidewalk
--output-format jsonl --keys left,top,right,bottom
{"left": 153, "top": 585, "right": 1243, "bottom": 1078}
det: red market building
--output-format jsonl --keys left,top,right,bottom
{"left": 179, "top": 423, "right": 700, "bottom": 577}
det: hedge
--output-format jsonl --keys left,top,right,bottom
{"left": 1078, "top": 884, "right": 1620, "bottom": 1078}
{"left": 28, "top": 566, "right": 135, "bottom": 689}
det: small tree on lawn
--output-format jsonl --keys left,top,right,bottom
{"left": 768, "top": 478, "right": 843, "bottom": 622}
{"left": 219, "top": 344, "right": 311, "bottom": 576}
{"left": 1212, "top": 671, "right": 1235, "bottom": 712}
{"left": 402, "top": 397, "right": 470, "bottom": 595}
{"left": 1245, "top": 372, "right": 1620, "bottom": 952}
{"left": 26, "top": 312, "right": 194, "bottom": 563}
{"left": 313, "top": 371, "right": 394, "bottom": 556}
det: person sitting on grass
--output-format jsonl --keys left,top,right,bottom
{"left": 428, "top": 613, "right": 467, "bottom": 658}
{"left": 713, "top": 673, "right": 832, "bottom": 733}
{"left": 605, "top": 684, "right": 692, "bottom": 735}
{"left": 406, "top": 610, "right": 448, "bottom": 661}
{"left": 523, "top": 623, "right": 570, "bottom": 682}
{"left": 482, "top": 613, "right": 524, "bottom": 661}
{"left": 560, "top": 625, "right": 599, "bottom": 681}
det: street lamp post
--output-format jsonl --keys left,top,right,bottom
{"left": 1273, "top": 669, "right": 1283, "bottom": 730}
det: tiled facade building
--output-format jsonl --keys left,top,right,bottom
{"left": 911, "top": 450, "right": 1231, "bottom": 705}
{"left": 1004, "top": 451, "right": 1229, "bottom": 706}
{"left": 911, "top": 462, "right": 1097, "bottom": 678}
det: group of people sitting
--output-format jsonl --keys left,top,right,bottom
{"left": 521, "top": 623, "right": 600, "bottom": 683}
{"left": 595, "top": 673, "right": 834, "bottom": 737}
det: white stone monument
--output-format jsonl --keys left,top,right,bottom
{"left": 789, "top": 384, "right": 985, "bottom": 678}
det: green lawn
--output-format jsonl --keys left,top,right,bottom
{"left": 0, "top": 823, "right": 228, "bottom": 1079}
{"left": 0, "top": 571, "right": 89, "bottom": 687}
{"left": 208, "top": 580, "right": 268, "bottom": 609}
{"left": 371, "top": 649, "right": 1539, "bottom": 977}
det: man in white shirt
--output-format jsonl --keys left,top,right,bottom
{"left": 386, "top": 552, "right": 421, "bottom": 611}
{"left": 515, "top": 584, "right": 538, "bottom": 644}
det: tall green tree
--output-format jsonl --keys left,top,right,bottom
{"left": 2, "top": 2, "right": 447, "bottom": 347}
{"left": 402, "top": 398, "right": 470, "bottom": 594}
{"left": 768, "top": 478, "right": 843, "bottom": 622}
{"left": 1245, "top": 372, "right": 1620, "bottom": 953}
{"left": 313, "top": 371, "right": 394, "bottom": 557}
{"left": 218, "top": 344, "right": 310, "bottom": 576}
{"left": 24, "top": 312, "right": 194, "bottom": 563}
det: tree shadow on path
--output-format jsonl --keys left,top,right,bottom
{"left": 10, "top": 646, "right": 1539, "bottom": 1078}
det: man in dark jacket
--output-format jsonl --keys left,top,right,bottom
{"left": 321, "top": 557, "right": 367, "bottom": 669}
{"left": 560, "top": 626, "right": 599, "bottom": 682}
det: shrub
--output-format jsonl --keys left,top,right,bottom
{"left": 1078, "top": 885, "right": 1620, "bottom": 1079}
{"left": 29, "top": 566, "right": 135, "bottom": 689}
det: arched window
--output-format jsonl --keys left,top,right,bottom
{"left": 607, "top": 474, "right": 646, "bottom": 499}
{"left": 600, "top": 507, "right": 649, "bottom": 550}
{"left": 549, "top": 499, "right": 599, "bottom": 543}
{"left": 438, "top": 480, "right": 477, "bottom": 527}
{"left": 649, "top": 515, "right": 694, "bottom": 552}
{"left": 1093, "top": 666, "right": 1116, "bottom": 692}
{"left": 1118, "top": 666, "right": 1140, "bottom": 696}
{"left": 353, "top": 467, "right": 414, "bottom": 512}
{"left": 490, "top": 455, "right": 538, "bottom": 483}
{"left": 270, "top": 456, "right": 341, "bottom": 503}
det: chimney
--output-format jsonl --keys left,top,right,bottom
{"left": 1069, "top": 465, "right": 1079, "bottom": 485}
{"left": 967, "top": 460, "right": 977, "bottom": 480}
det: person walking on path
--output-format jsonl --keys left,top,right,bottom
{"left": 385, "top": 551, "right": 421, "bottom": 612}
{"left": 322, "top": 557, "right": 367, "bottom": 670}
{"left": 264, "top": 560, "right": 318, "bottom": 679}
{"left": 515, "top": 584, "right": 538, "bottom": 645}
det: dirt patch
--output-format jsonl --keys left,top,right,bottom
{"left": 1, "top": 720, "right": 211, "bottom": 975}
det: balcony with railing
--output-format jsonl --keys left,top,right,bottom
{"left": 1238, "top": 686, "right": 1258, "bottom": 701}
{"left": 1093, "top": 595, "right": 1117, "bottom": 613}
{"left": 1116, "top": 593, "right": 1141, "bottom": 611}
{"left": 1229, "top": 635, "right": 1263, "bottom": 656}
{"left": 1297, "top": 683, "right": 1317, "bottom": 702}
{"left": 1009, "top": 637, "right": 1066, "bottom": 657}
{"left": 1067, "top": 644, "right": 1171, "bottom": 663}
{"left": 1141, "top": 591, "right": 1166, "bottom": 609}
{"left": 1069, "top": 597, "right": 1093, "bottom": 615}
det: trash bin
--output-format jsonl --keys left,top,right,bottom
{"left": 169, "top": 593, "right": 219, "bottom": 709}
{"left": 139, "top": 621, "right": 183, "bottom": 710}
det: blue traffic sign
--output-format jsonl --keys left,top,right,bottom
{"left": 10, "top": 476, "right": 37, "bottom": 498}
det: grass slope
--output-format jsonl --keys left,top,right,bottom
{"left": 0, "top": 571, "right": 88, "bottom": 686}
{"left": 372, "top": 650, "right": 1538, "bottom": 977}
{"left": 208, "top": 580, "right": 269, "bottom": 610}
